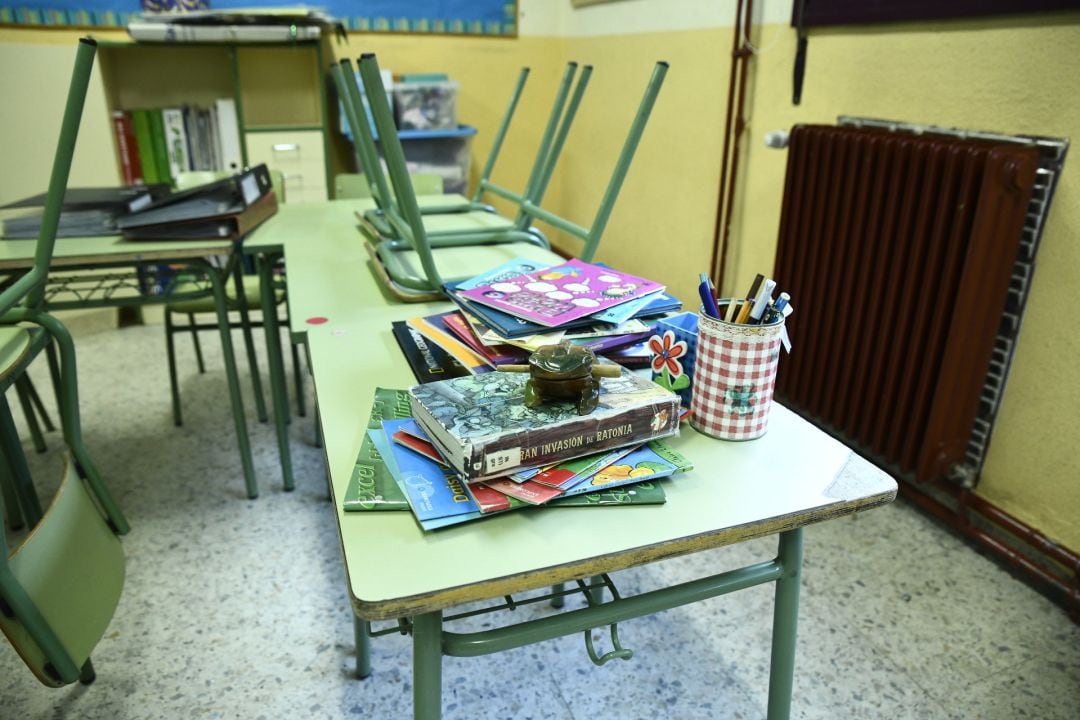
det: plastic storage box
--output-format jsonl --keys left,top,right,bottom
{"left": 397, "top": 126, "right": 476, "bottom": 195}
{"left": 393, "top": 80, "right": 458, "bottom": 130}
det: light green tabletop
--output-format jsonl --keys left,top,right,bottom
{"left": 243, "top": 201, "right": 565, "bottom": 339}
{"left": 302, "top": 289, "right": 897, "bottom": 623}
{"left": 0, "top": 221, "right": 236, "bottom": 270}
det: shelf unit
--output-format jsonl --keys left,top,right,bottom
{"left": 97, "top": 39, "right": 333, "bottom": 202}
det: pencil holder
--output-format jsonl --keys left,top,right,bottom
{"left": 648, "top": 312, "right": 698, "bottom": 408}
{"left": 689, "top": 301, "right": 784, "bottom": 441}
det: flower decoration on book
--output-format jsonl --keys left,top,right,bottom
{"left": 648, "top": 331, "right": 691, "bottom": 393}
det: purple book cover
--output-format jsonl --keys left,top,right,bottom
{"left": 459, "top": 259, "right": 665, "bottom": 328}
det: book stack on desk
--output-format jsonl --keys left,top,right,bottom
{"left": 343, "top": 364, "right": 688, "bottom": 531}
{"left": 394, "top": 258, "right": 681, "bottom": 382}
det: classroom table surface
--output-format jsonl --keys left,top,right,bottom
{"left": 0, "top": 234, "right": 234, "bottom": 270}
{"left": 288, "top": 208, "right": 898, "bottom": 621}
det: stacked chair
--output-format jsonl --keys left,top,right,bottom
{"left": 344, "top": 53, "right": 668, "bottom": 297}
{"left": 0, "top": 38, "right": 127, "bottom": 688}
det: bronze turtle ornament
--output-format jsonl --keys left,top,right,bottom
{"left": 498, "top": 341, "right": 622, "bottom": 415}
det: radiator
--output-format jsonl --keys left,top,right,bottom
{"left": 771, "top": 122, "right": 1051, "bottom": 485}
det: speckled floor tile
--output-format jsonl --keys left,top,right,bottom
{"left": 1, "top": 321, "right": 1076, "bottom": 720}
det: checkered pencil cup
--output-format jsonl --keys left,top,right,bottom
{"left": 689, "top": 303, "right": 784, "bottom": 441}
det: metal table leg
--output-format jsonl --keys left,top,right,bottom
{"left": 767, "top": 528, "right": 803, "bottom": 720}
{"left": 412, "top": 611, "right": 443, "bottom": 720}
{"left": 195, "top": 259, "right": 257, "bottom": 499}
{"left": 257, "top": 253, "right": 293, "bottom": 491}
{"left": 232, "top": 260, "right": 268, "bottom": 423}
{"left": 354, "top": 617, "right": 372, "bottom": 679}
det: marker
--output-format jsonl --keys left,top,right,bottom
{"left": 698, "top": 272, "right": 720, "bottom": 319}
{"left": 773, "top": 292, "right": 790, "bottom": 314}
{"left": 749, "top": 279, "right": 776, "bottom": 323}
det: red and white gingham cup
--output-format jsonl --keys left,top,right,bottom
{"left": 689, "top": 306, "right": 784, "bottom": 441}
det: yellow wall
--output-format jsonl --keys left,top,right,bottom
{"left": 731, "top": 13, "right": 1080, "bottom": 551}
{"left": 1, "top": 5, "right": 1077, "bottom": 551}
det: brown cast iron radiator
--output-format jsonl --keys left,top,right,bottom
{"left": 772, "top": 121, "right": 1064, "bottom": 486}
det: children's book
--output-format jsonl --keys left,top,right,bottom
{"left": 480, "top": 478, "right": 565, "bottom": 506}
{"left": 341, "top": 388, "right": 413, "bottom": 511}
{"left": 391, "top": 320, "right": 469, "bottom": 384}
{"left": 550, "top": 479, "right": 667, "bottom": 506}
{"left": 392, "top": 430, "right": 445, "bottom": 465}
{"left": 405, "top": 313, "right": 493, "bottom": 375}
{"left": 377, "top": 419, "right": 481, "bottom": 523}
{"left": 441, "top": 311, "right": 527, "bottom": 367}
{"left": 529, "top": 446, "right": 637, "bottom": 490}
{"left": 559, "top": 440, "right": 693, "bottom": 498}
{"left": 458, "top": 259, "right": 666, "bottom": 328}
{"left": 409, "top": 369, "right": 680, "bottom": 482}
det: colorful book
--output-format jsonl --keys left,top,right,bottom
{"left": 378, "top": 419, "right": 480, "bottom": 523}
{"left": 459, "top": 259, "right": 665, "bottom": 328}
{"left": 448, "top": 282, "right": 681, "bottom": 340}
{"left": 551, "top": 479, "right": 667, "bottom": 506}
{"left": 529, "top": 446, "right": 636, "bottom": 490}
{"left": 405, "top": 313, "right": 494, "bottom": 375}
{"left": 110, "top": 111, "right": 142, "bottom": 185}
{"left": 130, "top": 109, "right": 160, "bottom": 185}
{"left": 408, "top": 369, "right": 680, "bottom": 482}
{"left": 147, "top": 109, "right": 172, "bottom": 184}
{"left": 441, "top": 311, "right": 527, "bottom": 367}
{"left": 162, "top": 108, "right": 190, "bottom": 180}
{"left": 480, "top": 478, "right": 564, "bottom": 505}
{"left": 391, "top": 320, "right": 469, "bottom": 384}
{"left": 341, "top": 387, "right": 413, "bottom": 511}
{"left": 560, "top": 439, "right": 693, "bottom": 498}
{"left": 392, "top": 429, "right": 445, "bottom": 465}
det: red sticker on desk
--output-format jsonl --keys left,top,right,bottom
{"left": 305, "top": 316, "right": 328, "bottom": 325}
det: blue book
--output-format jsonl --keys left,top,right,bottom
{"left": 377, "top": 419, "right": 480, "bottom": 522}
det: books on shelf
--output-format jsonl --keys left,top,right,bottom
{"left": 408, "top": 368, "right": 680, "bottom": 483}
{"left": 110, "top": 100, "right": 243, "bottom": 187}
{"left": 126, "top": 8, "right": 340, "bottom": 44}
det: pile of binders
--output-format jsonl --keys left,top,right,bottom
{"left": 116, "top": 164, "right": 276, "bottom": 241}
{"left": 0, "top": 165, "right": 277, "bottom": 242}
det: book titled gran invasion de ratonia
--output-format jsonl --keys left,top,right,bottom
{"left": 408, "top": 369, "right": 680, "bottom": 482}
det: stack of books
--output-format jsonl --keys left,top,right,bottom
{"left": 393, "top": 257, "right": 682, "bottom": 382}
{"left": 346, "top": 365, "right": 690, "bottom": 530}
{"left": 110, "top": 100, "right": 243, "bottom": 187}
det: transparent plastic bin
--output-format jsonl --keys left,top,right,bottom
{"left": 398, "top": 126, "right": 475, "bottom": 195}
{"left": 393, "top": 80, "right": 458, "bottom": 130}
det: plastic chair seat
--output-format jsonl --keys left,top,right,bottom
{"left": 0, "top": 455, "right": 125, "bottom": 687}
{"left": 165, "top": 275, "right": 284, "bottom": 314}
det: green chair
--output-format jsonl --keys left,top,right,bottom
{"left": 356, "top": 53, "right": 669, "bottom": 295}
{"left": 0, "top": 37, "right": 127, "bottom": 535}
{"left": 0, "top": 37, "right": 127, "bottom": 688}
{"left": 335, "top": 172, "right": 444, "bottom": 199}
{"left": 0, "top": 453, "right": 125, "bottom": 686}
{"left": 335, "top": 59, "right": 583, "bottom": 247}
{"left": 162, "top": 170, "right": 303, "bottom": 426}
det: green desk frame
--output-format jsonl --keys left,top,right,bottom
{"left": 0, "top": 237, "right": 262, "bottom": 498}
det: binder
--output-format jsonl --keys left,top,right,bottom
{"left": 120, "top": 191, "right": 278, "bottom": 241}
{"left": 118, "top": 164, "right": 276, "bottom": 241}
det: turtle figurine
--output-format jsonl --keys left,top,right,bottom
{"left": 498, "top": 341, "right": 622, "bottom": 415}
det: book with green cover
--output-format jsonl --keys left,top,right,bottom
{"left": 130, "top": 110, "right": 160, "bottom": 185}
{"left": 342, "top": 387, "right": 413, "bottom": 511}
{"left": 147, "top": 109, "right": 172, "bottom": 185}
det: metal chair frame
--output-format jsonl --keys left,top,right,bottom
{"left": 356, "top": 53, "right": 669, "bottom": 294}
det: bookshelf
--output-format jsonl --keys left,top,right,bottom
{"left": 97, "top": 40, "right": 334, "bottom": 202}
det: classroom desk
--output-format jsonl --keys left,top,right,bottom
{"left": 0, "top": 233, "right": 261, "bottom": 497}
{"left": 273, "top": 201, "right": 898, "bottom": 718}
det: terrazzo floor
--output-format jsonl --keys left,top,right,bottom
{"left": 1, "top": 316, "right": 1077, "bottom": 720}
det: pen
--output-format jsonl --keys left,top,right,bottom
{"left": 734, "top": 273, "right": 764, "bottom": 324}
{"left": 698, "top": 272, "right": 720, "bottom": 319}
{"left": 749, "top": 279, "right": 776, "bottom": 323}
